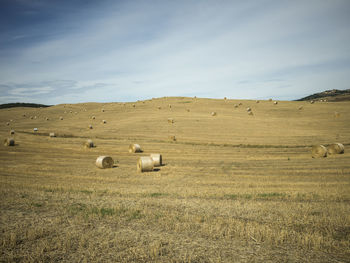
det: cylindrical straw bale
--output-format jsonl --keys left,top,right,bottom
{"left": 211, "top": 112, "right": 217, "bottom": 116}
{"left": 256, "top": 100, "right": 259, "bottom": 103}
{"left": 233, "top": 104, "right": 238, "bottom": 108}
{"left": 4, "top": 138, "right": 15, "bottom": 146}
{"left": 168, "top": 104, "right": 171, "bottom": 108}
{"left": 10, "top": 130, "right": 15, "bottom": 135}
{"left": 298, "top": 106, "right": 303, "bottom": 110}
{"left": 60, "top": 116, "right": 63, "bottom": 120}
{"left": 46, "top": 117, "right": 49, "bottom": 120}
{"left": 33, "top": 128, "right": 38, "bottom": 132}
{"left": 92, "top": 116, "right": 96, "bottom": 119}
{"left": 89, "top": 124, "right": 93, "bottom": 129}
{"left": 158, "top": 106, "right": 161, "bottom": 110}
{"left": 310, "top": 100, "right": 314, "bottom": 104}
{"left": 327, "top": 143, "right": 344, "bottom": 154}
{"left": 246, "top": 107, "right": 251, "bottom": 112}
{"left": 102, "top": 120, "right": 107, "bottom": 124}
{"left": 96, "top": 156, "right": 114, "bottom": 169}
{"left": 311, "top": 145, "right": 327, "bottom": 158}
{"left": 6, "top": 122, "right": 10, "bottom": 126}
{"left": 49, "top": 132, "right": 56, "bottom": 137}
{"left": 274, "top": 101, "right": 278, "bottom": 105}
{"left": 137, "top": 157, "right": 154, "bottom": 172}
{"left": 150, "top": 153, "right": 162, "bottom": 167}
{"left": 168, "top": 118, "right": 174, "bottom": 123}
{"left": 169, "top": 135, "right": 176, "bottom": 141}
{"left": 101, "top": 109, "right": 105, "bottom": 112}
{"left": 85, "top": 139, "right": 95, "bottom": 148}
{"left": 129, "top": 144, "right": 142, "bottom": 153}
{"left": 334, "top": 112, "right": 340, "bottom": 118}
{"left": 132, "top": 104, "right": 136, "bottom": 108}
{"left": 248, "top": 111, "right": 254, "bottom": 116}
{"left": 238, "top": 103, "right": 242, "bottom": 106}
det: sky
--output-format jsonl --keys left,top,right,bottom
{"left": 0, "top": 0, "right": 350, "bottom": 105}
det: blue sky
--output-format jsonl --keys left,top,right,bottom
{"left": 0, "top": 0, "right": 350, "bottom": 104}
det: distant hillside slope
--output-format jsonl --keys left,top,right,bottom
{"left": 296, "top": 89, "right": 350, "bottom": 102}
{"left": 0, "top": 103, "right": 51, "bottom": 109}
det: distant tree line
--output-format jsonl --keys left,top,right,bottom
{"left": 0, "top": 103, "right": 51, "bottom": 109}
{"left": 296, "top": 89, "right": 350, "bottom": 101}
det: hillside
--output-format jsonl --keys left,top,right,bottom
{"left": 0, "top": 102, "right": 51, "bottom": 109}
{"left": 1, "top": 97, "right": 350, "bottom": 262}
{"left": 297, "top": 89, "right": 350, "bottom": 102}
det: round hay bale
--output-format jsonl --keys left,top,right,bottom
{"left": 10, "top": 130, "right": 15, "bottom": 135}
{"left": 150, "top": 153, "right": 162, "bottom": 167}
{"left": 238, "top": 103, "right": 242, "bottom": 106}
{"left": 129, "top": 144, "right": 142, "bottom": 153}
{"left": 6, "top": 122, "right": 10, "bottom": 126}
{"left": 256, "top": 100, "right": 259, "bottom": 103}
{"left": 274, "top": 101, "right": 278, "bottom": 105}
{"left": 248, "top": 111, "right": 254, "bottom": 116}
{"left": 60, "top": 116, "right": 63, "bottom": 120}
{"left": 46, "top": 117, "right": 49, "bottom": 121}
{"left": 233, "top": 104, "right": 238, "bottom": 108}
{"left": 85, "top": 139, "right": 95, "bottom": 148}
{"left": 33, "top": 128, "right": 38, "bottom": 132}
{"left": 89, "top": 124, "right": 93, "bottom": 129}
{"left": 186, "top": 109, "right": 190, "bottom": 112}
{"left": 4, "top": 138, "right": 15, "bottom": 146}
{"left": 132, "top": 104, "right": 136, "bottom": 108}
{"left": 49, "top": 132, "right": 56, "bottom": 137}
{"left": 246, "top": 107, "right": 251, "bottom": 112}
{"left": 268, "top": 99, "right": 272, "bottom": 102}
{"left": 298, "top": 106, "right": 303, "bottom": 110}
{"left": 158, "top": 106, "right": 161, "bottom": 110}
{"left": 92, "top": 116, "right": 96, "bottom": 119}
{"left": 334, "top": 112, "right": 340, "bottom": 118}
{"left": 169, "top": 135, "right": 176, "bottom": 141}
{"left": 211, "top": 112, "right": 217, "bottom": 116}
{"left": 96, "top": 156, "right": 114, "bottom": 169}
{"left": 101, "top": 109, "right": 105, "bottom": 112}
{"left": 102, "top": 120, "right": 107, "bottom": 124}
{"left": 168, "top": 104, "right": 172, "bottom": 108}
{"left": 137, "top": 156, "right": 154, "bottom": 172}
{"left": 311, "top": 145, "right": 327, "bottom": 158}
{"left": 168, "top": 118, "right": 174, "bottom": 123}
{"left": 69, "top": 111, "right": 72, "bottom": 113}
{"left": 310, "top": 100, "right": 314, "bottom": 104}
{"left": 30, "top": 116, "right": 33, "bottom": 119}
{"left": 327, "top": 143, "right": 344, "bottom": 154}
{"left": 224, "top": 97, "right": 227, "bottom": 100}
{"left": 34, "top": 116, "right": 37, "bottom": 119}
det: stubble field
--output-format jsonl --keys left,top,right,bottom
{"left": 1, "top": 97, "right": 349, "bottom": 262}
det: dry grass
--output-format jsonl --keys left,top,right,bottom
{"left": 0, "top": 97, "right": 350, "bottom": 262}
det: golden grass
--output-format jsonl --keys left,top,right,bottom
{"left": 0, "top": 97, "right": 350, "bottom": 262}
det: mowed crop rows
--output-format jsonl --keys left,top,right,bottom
{"left": 1, "top": 97, "right": 350, "bottom": 262}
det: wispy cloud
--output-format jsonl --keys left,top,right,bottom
{"left": 0, "top": 0, "right": 350, "bottom": 104}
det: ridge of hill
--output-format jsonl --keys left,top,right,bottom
{"left": 296, "top": 89, "right": 350, "bottom": 102}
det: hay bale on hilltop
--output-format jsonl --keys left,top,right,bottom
{"left": 49, "top": 133, "right": 56, "bottom": 137}
{"left": 85, "top": 139, "right": 95, "bottom": 148}
{"left": 46, "top": 117, "right": 49, "bottom": 121}
{"left": 129, "top": 144, "right": 142, "bottom": 153}
{"left": 327, "top": 143, "right": 344, "bottom": 155}
{"left": 256, "top": 100, "right": 259, "bottom": 103}
{"left": 137, "top": 156, "right": 154, "bottom": 172}
{"left": 274, "top": 101, "right": 278, "bottom": 105}
{"left": 150, "top": 154, "right": 162, "bottom": 167}
{"left": 4, "top": 138, "right": 15, "bottom": 146}
{"left": 311, "top": 145, "right": 327, "bottom": 158}
{"left": 269, "top": 99, "right": 272, "bottom": 102}
{"left": 310, "top": 100, "right": 314, "bottom": 104}
{"left": 132, "top": 104, "right": 136, "bottom": 108}
{"left": 96, "top": 156, "right": 114, "bottom": 169}
{"left": 101, "top": 109, "right": 105, "bottom": 112}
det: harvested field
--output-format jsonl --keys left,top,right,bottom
{"left": 0, "top": 97, "right": 350, "bottom": 262}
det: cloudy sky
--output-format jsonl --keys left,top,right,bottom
{"left": 0, "top": 0, "right": 349, "bottom": 104}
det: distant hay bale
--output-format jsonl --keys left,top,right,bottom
{"left": 327, "top": 143, "right": 344, "bottom": 155}
{"left": 6, "top": 122, "right": 10, "bottom": 126}
{"left": 132, "top": 104, "right": 136, "bottom": 108}
{"left": 92, "top": 116, "right": 96, "bottom": 119}
{"left": 334, "top": 112, "right": 340, "bottom": 118}
{"left": 60, "top": 116, "right": 63, "bottom": 120}
{"left": 30, "top": 116, "right": 33, "bottom": 119}
{"left": 268, "top": 99, "right": 272, "bottom": 102}
{"left": 34, "top": 116, "right": 37, "bottom": 119}
{"left": 256, "top": 100, "right": 259, "bottom": 103}
{"left": 211, "top": 112, "right": 217, "bottom": 116}
{"left": 158, "top": 106, "right": 161, "bottom": 110}
{"left": 4, "top": 138, "right": 15, "bottom": 146}
{"left": 168, "top": 104, "right": 172, "bottom": 108}
{"left": 248, "top": 111, "right": 254, "bottom": 116}
{"left": 168, "top": 118, "right": 174, "bottom": 123}
{"left": 298, "top": 106, "right": 303, "bottom": 110}
{"left": 238, "top": 103, "right": 242, "bottom": 106}
{"left": 137, "top": 156, "right": 154, "bottom": 172}
{"left": 150, "top": 153, "right": 162, "bottom": 167}
{"left": 186, "top": 109, "right": 190, "bottom": 112}
{"left": 89, "top": 124, "right": 93, "bottom": 129}
{"left": 69, "top": 111, "right": 72, "bottom": 113}
{"left": 224, "top": 97, "right": 227, "bottom": 100}
{"left": 101, "top": 109, "right": 105, "bottom": 112}
{"left": 311, "top": 145, "right": 327, "bottom": 158}
{"left": 169, "top": 135, "right": 176, "bottom": 141}
{"left": 246, "top": 107, "right": 251, "bottom": 112}
{"left": 102, "top": 120, "right": 107, "bottom": 124}
{"left": 10, "top": 130, "right": 15, "bottom": 135}
{"left": 64, "top": 111, "right": 67, "bottom": 114}
{"left": 23, "top": 114, "right": 26, "bottom": 117}
{"left": 310, "top": 100, "right": 314, "bottom": 104}
{"left": 85, "top": 139, "right": 95, "bottom": 148}
{"left": 274, "top": 101, "right": 278, "bottom": 105}
{"left": 129, "top": 144, "right": 142, "bottom": 153}
{"left": 96, "top": 156, "right": 114, "bottom": 169}
{"left": 46, "top": 117, "right": 49, "bottom": 121}
{"left": 233, "top": 104, "right": 238, "bottom": 108}
{"left": 49, "top": 132, "right": 56, "bottom": 137}
{"left": 33, "top": 128, "right": 38, "bottom": 132}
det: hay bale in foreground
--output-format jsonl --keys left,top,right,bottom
{"left": 327, "top": 143, "right": 344, "bottom": 154}
{"left": 274, "top": 101, "right": 278, "bottom": 105}
{"left": 150, "top": 153, "right": 162, "bottom": 167}
{"left": 4, "top": 138, "right": 15, "bottom": 146}
{"left": 102, "top": 120, "right": 107, "bottom": 124}
{"left": 60, "top": 116, "right": 63, "bottom": 120}
{"left": 10, "top": 130, "right": 15, "bottom": 135}
{"left": 85, "top": 139, "right": 95, "bottom": 148}
{"left": 49, "top": 132, "right": 56, "bottom": 137}
{"left": 311, "top": 145, "right": 327, "bottom": 158}
{"left": 129, "top": 144, "right": 142, "bottom": 153}
{"left": 137, "top": 156, "right": 154, "bottom": 172}
{"left": 310, "top": 100, "right": 314, "bottom": 104}
{"left": 96, "top": 156, "right": 114, "bottom": 169}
